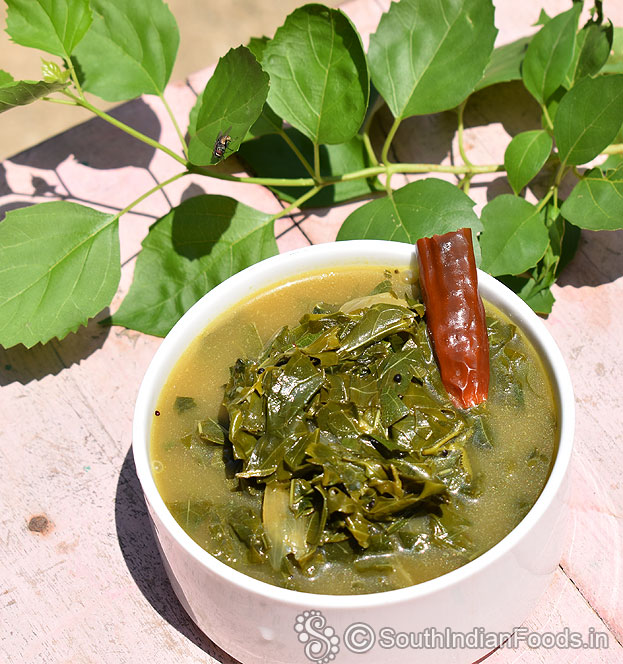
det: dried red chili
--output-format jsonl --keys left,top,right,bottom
{"left": 416, "top": 228, "right": 489, "bottom": 409}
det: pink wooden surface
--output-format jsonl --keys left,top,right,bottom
{"left": 2, "top": 1, "right": 623, "bottom": 662}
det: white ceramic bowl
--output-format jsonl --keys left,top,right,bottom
{"left": 133, "top": 240, "right": 574, "bottom": 664}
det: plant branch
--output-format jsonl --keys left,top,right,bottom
{"left": 43, "top": 96, "right": 80, "bottom": 106}
{"left": 541, "top": 104, "right": 554, "bottom": 132}
{"left": 457, "top": 100, "right": 473, "bottom": 168}
{"left": 381, "top": 116, "right": 401, "bottom": 164}
{"left": 269, "top": 186, "right": 322, "bottom": 221}
{"left": 61, "top": 90, "right": 187, "bottom": 166}
{"left": 65, "top": 57, "right": 84, "bottom": 97}
{"left": 188, "top": 164, "right": 317, "bottom": 186}
{"left": 362, "top": 131, "right": 379, "bottom": 167}
{"left": 277, "top": 128, "right": 316, "bottom": 178}
{"left": 159, "top": 92, "right": 189, "bottom": 159}
{"left": 313, "top": 141, "right": 322, "bottom": 181}
{"left": 113, "top": 171, "right": 187, "bottom": 221}
{"left": 602, "top": 143, "right": 623, "bottom": 155}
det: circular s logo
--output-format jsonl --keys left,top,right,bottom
{"left": 294, "top": 610, "right": 341, "bottom": 663}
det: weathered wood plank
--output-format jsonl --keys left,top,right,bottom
{"left": 2, "top": 1, "right": 623, "bottom": 663}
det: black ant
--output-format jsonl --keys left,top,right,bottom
{"left": 213, "top": 127, "right": 233, "bottom": 160}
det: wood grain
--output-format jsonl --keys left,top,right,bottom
{"left": 1, "top": 1, "right": 622, "bottom": 662}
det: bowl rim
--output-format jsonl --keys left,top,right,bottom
{"left": 132, "top": 239, "right": 574, "bottom": 609}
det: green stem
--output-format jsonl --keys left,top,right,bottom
{"left": 65, "top": 57, "right": 84, "bottom": 97}
{"left": 536, "top": 187, "right": 555, "bottom": 212}
{"left": 457, "top": 100, "right": 473, "bottom": 168}
{"left": 381, "top": 116, "right": 401, "bottom": 164}
{"left": 362, "top": 131, "right": 379, "bottom": 167}
{"left": 112, "top": 171, "right": 187, "bottom": 221}
{"left": 277, "top": 127, "right": 316, "bottom": 178}
{"left": 62, "top": 90, "right": 187, "bottom": 166}
{"left": 542, "top": 104, "right": 554, "bottom": 132}
{"left": 189, "top": 164, "right": 317, "bottom": 187}
{"left": 43, "top": 96, "right": 79, "bottom": 106}
{"left": 313, "top": 141, "right": 322, "bottom": 181}
{"left": 269, "top": 186, "right": 322, "bottom": 222}
{"left": 159, "top": 92, "right": 189, "bottom": 159}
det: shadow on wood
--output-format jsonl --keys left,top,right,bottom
{"left": 8, "top": 99, "right": 161, "bottom": 172}
{"left": 115, "top": 446, "right": 240, "bottom": 664}
{"left": 0, "top": 309, "right": 111, "bottom": 386}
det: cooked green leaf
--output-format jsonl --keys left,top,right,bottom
{"left": 175, "top": 396, "right": 196, "bottom": 413}
{"left": 368, "top": 0, "right": 497, "bottom": 118}
{"left": 0, "top": 202, "right": 119, "bottom": 349}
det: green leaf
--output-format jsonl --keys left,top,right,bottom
{"left": 263, "top": 4, "right": 369, "bottom": 145}
{"left": 0, "top": 71, "right": 14, "bottom": 87}
{"left": 112, "top": 195, "right": 277, "bottom": 337}
{"left": 560, "top": 165, "right": 623, "bottom": 230}
{"left": 479, "top": 196, "right": 549, "bottom": 276}
{"left": 0, "top": 78, "right": 67, "bottom": 113}
{"left": 238, "top": 128, "right": 380, "bottom": 207}
{"left": 188, "top": 46, "right": 269, "bottom": 166}
{"left": 554, "top": 74, "right": 623, "bottom": 166}
{"left": 72, "top": 0, "right": 179, "bottom": 101}
{"left": 521, "top": 4, "right": 581, "bottom": 104}
{"left": 475, "top": 37, "right": 531, "bottom": 92}
{"left": 244, "top": 36, "right": 283, "bottom": 140}
{"left": 498, "top": 274, "right": 555, "bottom": 314}
{"left": 563, "top": 20, "right": 613, "bottom": 87}
{"left": 337, "top": 179, "right": 482, "bottom": 257}
{"left": 5, "top": 0, "right": 92, "bottom": 60}
{"left": 504, "top": 130, "right": 552, "bottom": 194}
{"left": 368, "top": 0, "right": 496, "bottom": 118}
{"left": 0, "top": 202, "right": 119, "bottom": 349}
{"left": 602, "top": 27, "right": 623, "bottom": 74}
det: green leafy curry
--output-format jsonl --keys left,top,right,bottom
{"left": 151, "top": 266, "right": 557, "bottom": 594}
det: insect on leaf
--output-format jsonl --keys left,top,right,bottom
{"left": 72, "top": 0, "right": 179, "bottom": 101}
{"left": 111, "top": 195, "right": 277, "bottom": 337}
{"left": 368, "top": 0, "right": 497, "bottom": 119}
{"left": 263, "top": 5, "right": 369, "bottom": 145}
{"left": 188, "top": 46, "right": 269, "bottom": 165}
{"left": 0, "top": 202, "right": 119, "bottom": 349}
